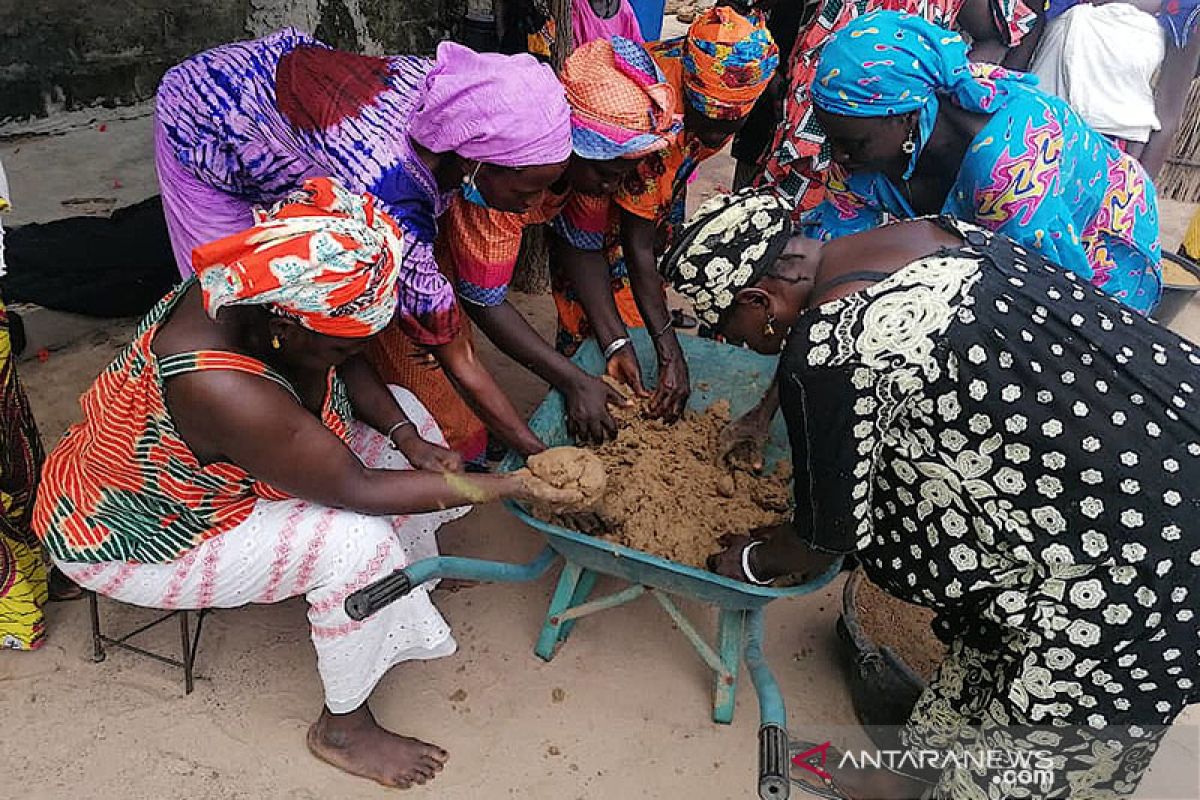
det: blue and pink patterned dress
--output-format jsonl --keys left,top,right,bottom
{"left": 806, "top": 12, "right": 1163, "bottom": 315}
{"left": 154, "top": 28, "right": 460, "bottom": 345}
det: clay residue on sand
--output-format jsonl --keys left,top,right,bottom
{"left": 526, "top": 446, "right": 608, "bottom": 507}
{"left": 539, "top": 398, "right": 791, "bottom": 569}
{"left": 855, "top": 575, "right": 947, "bottom": 682}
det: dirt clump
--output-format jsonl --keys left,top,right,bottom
{"left": 538, "top": 398, "right": 791, "bottom": 569}
{"left": 526, "top": 447, "right": 608, "bottom": 507}
{"left": 855, "top": 575, "right": 947, "bottom": 682}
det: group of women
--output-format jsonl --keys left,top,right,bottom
{"left": 11, "top": 3, "right": 783, "bottom": 790}
{"left": 5, "top": 1, "right": 1197, "bottom": 797}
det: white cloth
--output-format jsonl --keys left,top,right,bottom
{"left": 1031, "top": 3, "right": 1166, "bottom": 143}
{"left": 0, "top": 157, "right": 10, "bottom": 277}
{"left": 55, "top": 387, "right": 470, "bottom": 713}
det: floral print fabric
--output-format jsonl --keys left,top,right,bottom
{"left": 780, "top": 218, "right": 1198, "bottom": 796}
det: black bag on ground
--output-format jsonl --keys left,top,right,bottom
{"left": 1, "top": 195, "right": 179, "bottom": 318}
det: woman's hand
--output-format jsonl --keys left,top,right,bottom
{"left": 508, "top": 468, "right": 589, "bottom": 507}
{"left": 707, "top": 524, "right": 842, "bottom": 584}
{"left": 707, "top": 532, "right": 765, "bottom": 581}
{"left": 718, "top": 407, "right": 772, "bottom": 472}
{"left": 648, "top": 352, "right": 690, "bottom": 422}
{"left": 605, "top": 346, "right": 651, "bottom": 399}
{"left": 395, "top": 428, "right": 464, "bottom": 473}
{"left": 565, "top": 374, "right": 627, "bottom": 444}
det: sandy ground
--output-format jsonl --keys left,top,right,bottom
{"left": 3, "top": 107, "right": 1200, "bottom": 799}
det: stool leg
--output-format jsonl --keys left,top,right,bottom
{"left": 88, "top": 591, "right": 106, "bottom": 663}
{"left": 180, "top": 610, "right": 194, "bottom": 695}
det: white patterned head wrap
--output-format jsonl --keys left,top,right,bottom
{"left": 661, "top": 189, "right": 793, "bottom": 326}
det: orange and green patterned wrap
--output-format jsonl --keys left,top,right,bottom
{"left": 195, "top": 177, "right": 403, "bottom": 339}
{"left": 682, "top": 6, "right": 778, "bottom": 120}
{"left": 32, "top": 286, "right": 354, "bottom": 565}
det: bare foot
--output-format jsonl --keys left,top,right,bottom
{"left": 306, "top": 705, "right": 448, "bottom": 789}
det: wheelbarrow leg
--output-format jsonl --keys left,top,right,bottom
{"left": 535, "top": 561, "right": 586, "bottom": 661}
{"left": 557, "top": 568, "right": 599, "bottom": 643}
{"left": 713, "top": 608, "right": 746, "bottom": 724}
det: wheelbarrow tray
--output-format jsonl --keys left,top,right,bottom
{"left": 499, "top": 328, "right": 820, "bottom": 611}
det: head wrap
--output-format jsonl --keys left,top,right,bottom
{"left": 561, "top": 36, "right": 683, "bottom": 160}
{"left": 811, "top": 11, "right": 1037, "bottom": 179}
{"left": 682, "top": 6, "right": 779, "bottom": 121}
{"left": 408, "top": 41, "right": 572, "bottom": 168}
{"left": 194, "top": 178, "right": 402, "bottom": 338}
{"left": 661, "top": 189, "right": 793, "bottom": 326}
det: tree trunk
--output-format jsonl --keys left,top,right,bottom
{"left": 511, "top": 0, "right": 574, "bottom": 295}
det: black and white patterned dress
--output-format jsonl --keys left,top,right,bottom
{"left": 779, "top": 219, "right": 1198, "bottom": 798}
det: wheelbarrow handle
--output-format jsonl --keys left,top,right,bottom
{"left": 759, "top": 724, "right": 791, "bottom": 800}
{"left": 345, "top": 569, "right": 413, "bottom": 620}
{"left": 344, "top": 546, "right": 561, "bottom": 621}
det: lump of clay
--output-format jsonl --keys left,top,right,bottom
{"left": 526, "top": 447, "right": 608, "bottom": 507}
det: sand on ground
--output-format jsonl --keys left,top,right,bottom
{"left": 2, "top": 109, "right": 1198, "bottom": 800}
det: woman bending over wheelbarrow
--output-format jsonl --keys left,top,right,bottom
{"left": 663, "top": 189, "right": 1199, "bottom": 799}
{"left": 30, "top": 179, "right": 587, "bottom": 790}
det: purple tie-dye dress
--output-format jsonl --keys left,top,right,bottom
{"left": 154, "top": 28, "right": 460, "bottom": 345}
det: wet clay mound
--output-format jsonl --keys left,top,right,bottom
{"left": 526, "top": 447, "right": 607, "bottom": 507}
{"left": 855, "top": 576, "right": 947, "bottom": 682}
{"left": 540, "top": 399, "right": 792, "bottom": 569}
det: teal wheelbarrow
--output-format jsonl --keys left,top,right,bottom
{"left": 346, "top": 330, "right": 841, "bottom": 799}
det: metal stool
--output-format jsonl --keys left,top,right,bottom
{"left": 87, "top": 591, "right": 209, "bottom": 694}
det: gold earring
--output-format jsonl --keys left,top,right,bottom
{"left": 763, "top": 315, "right": 776, "bottom": 338}
{"left": 271, "top": 335, "right": 282, "bottom": 350}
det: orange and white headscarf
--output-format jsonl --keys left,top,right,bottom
{"left": 194, "top": 177, "right": 402, "bottom": 338}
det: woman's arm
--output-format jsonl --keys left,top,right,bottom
{"left": 165, "top": 369, "right": 572, "bottom": 514}
{"left": 550, "top": 231, "right": 650, "bottom": 399}
{"left": 340, "top": 355, "right": 463, "bottom": 473}
{"left": 1140, "top": 35, "right": 1200, "bottom": 180}
{"left": 463, "top": 296, "right": 627, "bottom": 444}
{"left": 619, "top": 209, "right": 691, "bottom": 422}
{"left": 429, "top": 327, "right": 547, "bottom": 457}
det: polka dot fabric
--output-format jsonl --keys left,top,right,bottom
{"left": 779, "top": 217, "right": 1199, "bottom": 797}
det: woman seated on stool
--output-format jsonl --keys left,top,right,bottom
{"left": 663, "top": 190, "right": 1199, "bottom": 799}
{"left": 31, "top": 178, "right": 583, "bottom": 790}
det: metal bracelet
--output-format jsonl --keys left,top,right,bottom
{"left": 649, "top": 317, "right": 675, "bottom": 340}
{"left": 741, "top": 540, "right": 773, "bottom": 586}
{"left": 603, "top": 337, "right": 631, "bottom": 360}
{"left": 385, "top": 419, "right": 414, "bottom": 450}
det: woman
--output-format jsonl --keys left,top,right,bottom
{"left": 664, "top": 190, "right": 1199, "bottom": 798}
{"left": 0, "top": 158, "right": 48, "bottom": 650}
{"left": 807, "top": 11, "right": 1163, "bottom": 314}
{"left": 602, "top": 5, "right": 779, "bottom": 421}
{"left": 753, "top": 0, "right": 1038, "bottom": 218}
{"left": 155, "top": 29, "right": 572, "bottom": 458}
{"left": 1030, "top": 0, "right": 1200, "bottom": 178}
{"left": 417, "top": 35, "right": 682, "bottom": 453}
{"left": 31, "top": 179, "right": 584, "bottom": 788}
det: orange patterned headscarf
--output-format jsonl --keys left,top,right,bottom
{"left": 194, "top": 177, "right": 402, "bottom": 338}
{"left": 683, "top": 6, "right": 779, "bottom": 120}
{"left": 560, "top": 36, "right": 682, "bottom": 160}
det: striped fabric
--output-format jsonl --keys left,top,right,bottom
{"left": 32, "top": 283, "right": 352, "bottom": 564}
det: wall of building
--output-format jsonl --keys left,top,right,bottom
{"left": 0, "top": 0, "right": 467, "bottom": 122}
